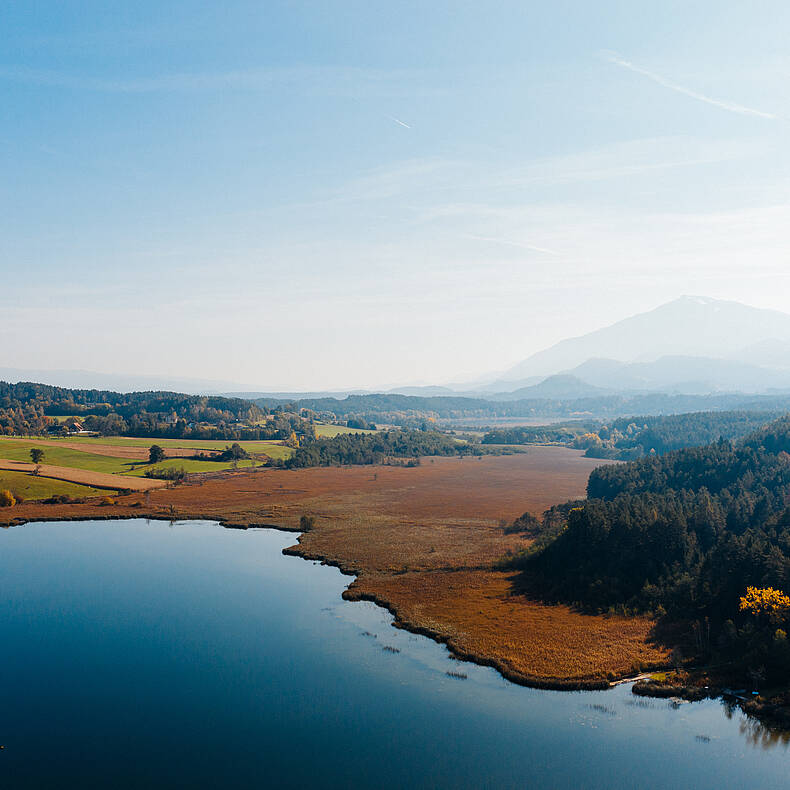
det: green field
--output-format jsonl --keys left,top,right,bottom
{"left": 29, "top": 435, "right": 293, "bottom": 454}
{"left": 0, "top": 438, "right": 292, "bottom": 477}
{"left": 246, "top": 443, "right": 294, "bottom": 461}
{"left": 0, "top": 470, "right": 107, "bottom": 500}
{"left": 0, "top": 443, "right": 135, "bottom": 474}
{"left": 126, "top": 458, "right": 260, "bottom": 476}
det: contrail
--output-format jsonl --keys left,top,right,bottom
{"left": 601, "top": 50, "right": 776, "bottom": 120}
{"left": 387, "top": 115, "right": 412, "bottom": 129}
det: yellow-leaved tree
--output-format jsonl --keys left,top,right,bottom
{"left": 739, "top": 586, "right": 790, "bottom": 617}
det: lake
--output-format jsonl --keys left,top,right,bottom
{"left": 0, "top": 519, "right": 787, "bottom": 788}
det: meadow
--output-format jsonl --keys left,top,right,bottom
{"left": 0, "top": 442, "right": 136, "bottom": 474}
{"left": 346, "top": 570, "right": 664, "bottom": 686}
{"left": 0, "top": 434, "right": 293, "bottom": 454}
{"left": 0, "top": 436, "right": 292, "bottom": 469}
{"left": 125, "top": 457, "right": 259, "bottom": 476}
{"left": 0, "top": 470, "right": 107, "bottom": 500}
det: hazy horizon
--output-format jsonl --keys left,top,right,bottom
{"left": 5, "top": 292, "right": 790, "bottom": 394}
{"left": 3, "top": 2, "right": 790, "bottom": 390}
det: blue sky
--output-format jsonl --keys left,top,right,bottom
{"left": 2, "top": 1, "right": 789, "bottom": 389}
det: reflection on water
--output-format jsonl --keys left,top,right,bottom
{"left": 1, "top": 519, "right": 789, "bottom": 790}
{"left": 738, "top": 714, "right": 790, "bottom": 750}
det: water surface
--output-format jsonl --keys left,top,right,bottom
{"left": 0, "top": 520, "right": 787, "bottom": 788}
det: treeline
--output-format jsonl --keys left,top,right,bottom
{"left": 276, "top": 430, "right": 493, "bottom": 468}
{"left": 482, "top": 422, "right": 597, "bottom": 446}
{"left": 2, "top": 381, "right": 263, "bottom": 420}
{"left": 259, "top": 394, "right": 493, "bottom": 428}
{"left": 483, "top": 410, "right": 782, "bottom": 461}
{"left": 580, "top": 410, "right": 784, "bottom": 460}
{"left": 79, "top": 411, "right": 311, "bottom": 442}
{"left": 509, "top": 416, "right": 790, "bottom": 684}
{"left": 0, "top": 381, "right": 315, "bottom": 441}
{"left": 259, "top": 391, "right": 790, "bottom": 425}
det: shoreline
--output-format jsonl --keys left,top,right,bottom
{"left": 283, "top": 535, "right": 615, "bottom": 691}
{"left": 3, "top": 510, "right": 630, "bottom": 691}
{"left": 6, "top": 508, "right": 790, "bottom": 728}
{"left": 0, "top": 455, "right": 677, "bottom": 694}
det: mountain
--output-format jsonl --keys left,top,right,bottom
{"left": 499, "top": 296, "right": 790, "bottom": 382}
{"left": 491, "top": 374, "right": 611, "bottom": 401}
{"left": 564, "top": 355, "right": 790, "bottom": 394}
{"left": 728, "top": 339, "right": 790, "bottom": 370}
{"left": 224, "top": 385, "right": 460, "bottom": 401}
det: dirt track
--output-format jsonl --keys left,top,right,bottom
{"left": 0, "top": 460, "right": 167, "bottom": 491}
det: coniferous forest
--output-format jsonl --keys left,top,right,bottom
{"left": 511, "top": 416, "right": 790, "bottom": 684}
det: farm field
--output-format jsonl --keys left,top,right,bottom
{"left": 124, "top": 457, "right": 260, "bottom": 476}
{"left": 0, "top": 460, "right": 167, "bottom": 491}
{"left": 0, "top": 437, "right": 290, "bottom": 471}
{"left": 58, "top": 436, "right": 290, "bottom": 451}
{"left": 0, "top": 469, "right": 107, "bottom": 500}
{"left": 0, "top": 442, "right": 137, "bottom": 474}
{"left": 313, "top": 423, "right": 377, "bottom": 438}
{"left": 0, "top": 434, "right": 293, "bottom": 455}
{"left": 0, "top": 446, "right": 666, "bottom": 686}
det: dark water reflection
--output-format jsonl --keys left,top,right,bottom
{"left": 738, "top": 716, "right": 790, "bottom": 750}
{"left": 0, "top": 520, "right": 787, "bottom": 789}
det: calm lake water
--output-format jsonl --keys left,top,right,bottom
{"left": 1, "top": 519, "right": 788, "bottom": 789}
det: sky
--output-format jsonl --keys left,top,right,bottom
{"left": 2, "top": 1, "right": 790, "bottom": 390}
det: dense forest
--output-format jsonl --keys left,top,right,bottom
{"left": 579, "top": 410, "right": 784, "bottom": 459}
{"left": 484, "top": 411, "right": 783, "bottom": 460}
{"left": 260, "top": 392, "right": 790, "bottom": 426}
{"left": 482, "top": 422, "right": 598, "bottom": 446}
{"left": 0, "top": 381, "right": 312, "bottom": 441}
{"left": 510, "top": 415, "right": 790, "bottom": 684}
{"left": 278, "top": 429, "right": 497, "bottom": 468}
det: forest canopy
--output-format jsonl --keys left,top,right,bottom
{"left": 483, "top": 410, "right": 783, "bottom": 460}
{"left": 277, "top": 429, "right": 507, "bottom": 468}
{"left": 509, "top": 414, "right": 790, "bottom": 684}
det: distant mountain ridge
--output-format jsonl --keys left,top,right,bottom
{"left": 561, "top": 355, "right": 790, "bottom": 395}
{"left": 497, "top": 296, "right": 790, "bottom": 383}
{"left": 6, "top": 297, "right": 790, "bottom": 402}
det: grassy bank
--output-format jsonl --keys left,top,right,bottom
{"left": 0, "top": 470, "right": 107, "bottom": 500}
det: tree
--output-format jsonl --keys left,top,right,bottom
{"left": 148, "top": 444, "right": 165, "bottom": 464}
{"left": 739, "top": 586, "right": 790, "bottom": 618}
{"left": 300, "top": 515, "right": 316, "bottom": 532}
{"left": 0, "top": 489, "right": 16, "bottom": 507}
{"left": 225, "top": 443, "right": 248, "bottom": 460}
{"left": 29, "top": 447, "right": 44, "bottom": 465}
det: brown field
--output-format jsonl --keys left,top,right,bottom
{"left": 0, "top": 446, "right": 671, "bottom": 685}
{"left": 346, "top": 571, "right": 665, "bottom": 686}
{"left": 0, "top": 460, "right": 168, "bottom": 491}
{"left": 0, "top": 437, "right": 210, "bottom": 460}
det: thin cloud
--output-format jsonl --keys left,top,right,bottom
{"left": 466, "top": 234, "right": 560, "bottom": 257}
{"left": 601, "top": 51, "right": 776, "bottom": 120}
{"left": 0, "top": 64, "right": 422, "bottom": 97}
